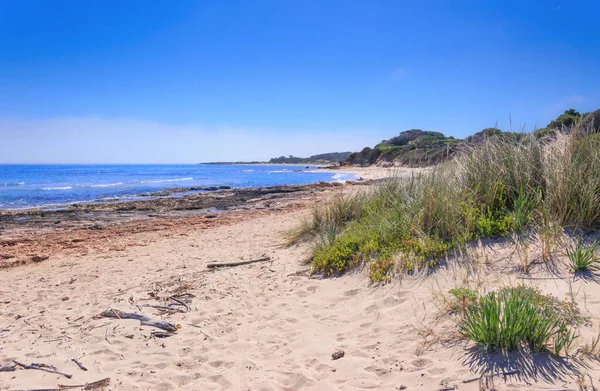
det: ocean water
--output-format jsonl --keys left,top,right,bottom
{"left": 0, "top": 164, "right": 354, "bottom": 210}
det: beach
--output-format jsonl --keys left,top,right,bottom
{"left": 1, "top": 166, "right": 600, "bottom": 390}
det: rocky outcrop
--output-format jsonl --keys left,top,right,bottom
{"left": 577, "top": 109, "right": 600, "bottom": 135}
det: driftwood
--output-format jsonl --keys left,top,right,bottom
{"left": 95, "top": 309, "right": 178, "bottom": 332}
{"left": 13, "top": 377, "right": 110, "bottom": 391}
{"left": 463, "top": 369, "right": 519, "bottom": 383}
{"left": 142, "top": 293, "right": 194, "bottom": 315}
{"left": 12, "top": 360, "right": 72, "bottom": 379}
{"left": 0, "top": 363, "right": 16, "bottom": 372}
{"left": 207, "top": 257, "right": 271, "bottom": 269}
{"left": 71, "top": 358, "right": 88, "bottom": 371}
{"left": 169, "top": 294, "right": 192, "bottom": 312}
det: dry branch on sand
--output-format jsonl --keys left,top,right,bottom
{"left": 94, "top": 309, "right": 178, "bottom": 333}
{"left": 12, "top": 360, "right": 72, "bottom": 379}
{"left": 12, "top": 377, "right": 110, "bottom": 391}
{"left": 206, "top": 256, "right": 271, "bottom": 269}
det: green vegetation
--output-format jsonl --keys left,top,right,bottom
{"left": 547, "top": 109, "right": 585, "bottom": 130}
{"left": 269, "top": 152, "right": 352, "bottom": 164}
{"left": 347, "top": 129, "right": 461, "bottom": 166}
{"left": 344, "top": 109, "right": 600, "bottom": 168}
{"left": 566, "top": 237, "right": 600, "bottom": 272}
{"left": 458, "top": 286, "right": 578, "bottom": 355}
{"left": 295, "top": 128, "right": 600, "bottom": 280}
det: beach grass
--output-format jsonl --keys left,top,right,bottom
{"left": 458, "top": 285, "right": 578, "bottom": 355}
{"left": 295, "top": 131, "right": 600, "bottom": 280}
{"left": 566, "top": 237, "right": 600, "bottom": 272}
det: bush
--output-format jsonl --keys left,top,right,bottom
{"left": 459, "top": 286, "right": 577, "bottom": 355}
{"left": 566, "top": 237, "right": 600, "bottom": 272}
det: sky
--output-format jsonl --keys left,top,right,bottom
{"left": 1, "top": 0, "right": 599, "bottom": 164}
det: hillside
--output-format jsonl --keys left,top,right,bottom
{"left": 268, "top": 151, "right": 352, "bottom": 164}
{"left": 346, "top": 109, "right": 600, "bottom": 167}
{"left": 346, "top": 129, "right": 461, "bottom": 166}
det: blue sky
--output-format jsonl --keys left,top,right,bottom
{"left": 1, "top": 0, "right": 598, "bottom": 163}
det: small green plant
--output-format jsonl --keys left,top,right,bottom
{"left": 514, "top": 233, "right": 532, "bottom": 273}
{"left": 537, "top": 205, "right": 562, "bottom": 262}
{"left": 566, "top": 237, "right": 600, "bottom": 272}
{"left": 448, "top": 287, "right": 478, "bottom": 314}
{"left": 459, "top": 286, "right": 578, "bottom": 355}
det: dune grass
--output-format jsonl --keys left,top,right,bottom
{"left": 294, "top": 131, "right": 600, "bottom": 280}
{"left": 458, "top": 285, "right": 578, "bottom": 355}
{"left": 566, "top": 237, "right": 600, "bottom": 272}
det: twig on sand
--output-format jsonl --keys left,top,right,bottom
{"left": 71, "top": 358, "right": 88, "bottom": 371}
{"left": 104, "top": 326, "right": 111, "bottom": 345}
{"left": 188, "top": 323, "right": 211, "bottom": 339}
{"left": 169, "top": 294, "right": 192, "bottom": 312}
{"left": 12, "top": 360, "right": 73, "bottom": 379}
{"left": 206, "top": 257, "right": 271, "bottom": 269}
{"left": 94, "top": 309, "right": 178, "bottom": 332}
{"left": 142, "top": 304, "right": 186, "bottom": 314}
{"left": 463, "top": 369, "right": 519, "bottom": 383}
{"left": 13, "top": 377, "right": 111, "bottom": 391}
{"left": 530, "top": 389, "right": 578, "bottom": 391}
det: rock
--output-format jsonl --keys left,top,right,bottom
{"left": 577, "top": 109, "right": 600, "bottom": 135}
{"left": 218, "top": 186, "right": 232, "bottom": 190}
{"left": 331, "top": 350, "right": 345, "bottom": 360}
{"left": 31, "top": 255, "right": 49, "bottom": 263}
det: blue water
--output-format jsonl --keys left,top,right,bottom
{"left": 0, "top": 164, "right": 353, "bottom": 210}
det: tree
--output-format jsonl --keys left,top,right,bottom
{"left": 548, "top": 109, "right": 582, "bottom": 129}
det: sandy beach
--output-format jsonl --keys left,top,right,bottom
{"left": 1, "top": 167, "right": 600, "bottom": 390}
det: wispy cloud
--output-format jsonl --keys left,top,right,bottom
{"left": 0, "top": 117, "right": 380, "bottom": 164}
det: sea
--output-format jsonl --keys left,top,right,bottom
{"left": 0, "top": 164, "right": 354, "bottom": 210}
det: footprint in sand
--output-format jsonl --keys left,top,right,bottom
{"left": 207, "top": 360, "right": 235, "bottom": 369}
{"left": 343, "top": 288, "right": 361, "bottom": 296}
{"left": 411, "top": 358, "right": 433, "bottom": 369}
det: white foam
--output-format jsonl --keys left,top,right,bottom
{"left": 142, "top": 177, "right": 194, "bottom": 184}
{"left": 90, "top": 182, "right": 123, "bottom": 188}
{"left": 268, "top": 170, "right": 290, "bottom": 173}
{"left": 243, "top": 170, "right": 254, "bottom": 172}
{"left": 42, "top": 186, "right": 73, "bottom": 190}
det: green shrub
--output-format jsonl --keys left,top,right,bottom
{"left": 459, "top": 286, "right": 577, "bottom": 355}
{"left": 566, "top": 237, "right": 600, "bottom": 272}
{"left": 312, "top": 231, "right": 363, "bottom": 275}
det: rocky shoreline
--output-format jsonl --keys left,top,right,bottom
{"left": 0, "top": 180, "right": 374, "bottom": 268}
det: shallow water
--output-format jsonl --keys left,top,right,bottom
{"left": 0, "top": 164, "right": 353, "bottom": 209}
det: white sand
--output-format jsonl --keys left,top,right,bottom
{"left": 317, "top": 166, "right": 431, "bottom": 181}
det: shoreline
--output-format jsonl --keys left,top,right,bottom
{"left": 0, "top": 179, "right": 379, "bottom": 268}
{"left": 0, "top": 165, "right": 369, "bottom": 214}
